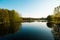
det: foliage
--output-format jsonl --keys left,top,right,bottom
{"left": 0, "top": 9, "right": 22, "bottom": 36}
{"left": 0, "top": 9, "right": 22, "bottom": 23}
{"left": 47, "top": 6, "right": 60, "bottom": 29}
{"left": 47, "top": 15, "right": 53, "bottom": 22}
{"left": 47, "top": 6, "right": 60, "bottom": 23}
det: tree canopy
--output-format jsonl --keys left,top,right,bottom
{"left": 0, "top": 9, "right": 22, "bottom": 36}
{"left": 0, "top": 9, "right": 22, "bottom": 24}
{"left": 47, "top": 5, "right": 60, "bottom": 23}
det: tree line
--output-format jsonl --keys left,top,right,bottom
{"left": 47, "top": 5, "right": 60, "bottom": 28}
{"left": 47, "top": 6, "right": 60, "bottom": 23}
{"left": 0, "top": 8, "right": 22, "bottom": 36}
{"left": 0, "top": 8, "right": 22, "bottom": 24}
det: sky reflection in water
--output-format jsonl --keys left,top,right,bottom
{"left": 0, "top": 22, "right": 54, "bottom": 40}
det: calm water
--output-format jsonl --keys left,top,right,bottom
{"left": 0, "top": 22, "right": 54, "bottom": 40}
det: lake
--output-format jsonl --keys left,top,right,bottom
{"left": 0, "top": 22, "right": 54, "bottom": 40}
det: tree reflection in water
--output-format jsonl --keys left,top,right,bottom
{"left": 47, "top": 22, "right": 60, "bottom": 40}
{"left": 0, "top": 22, "right": 21, "bottom": 36}
{"left": 46, "top": 22, "right": 54, "bottom": 28}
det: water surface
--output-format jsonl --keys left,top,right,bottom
{"left": 0, "top": 22, "right": 54, "bottom": 40}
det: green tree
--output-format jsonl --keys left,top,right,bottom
{"left": 0, "top": 8, "right": 22, "bottom": 36}
{"left": 47, "top": 15, "right": 53, "bottom": 22}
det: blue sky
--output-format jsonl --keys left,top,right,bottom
{"left": 0, "top": 0, "right": 60, "bottom": 18}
